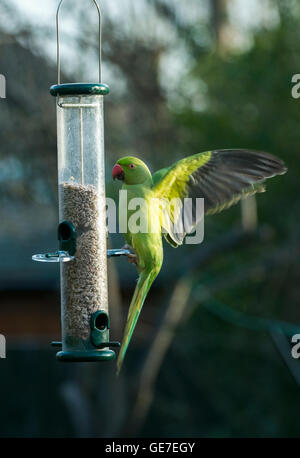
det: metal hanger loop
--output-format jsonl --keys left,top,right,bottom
{"left": 56, "top": 0, "right": 102, "bottom": 84}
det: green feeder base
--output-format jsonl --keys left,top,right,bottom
{"left": 52, "top": 312, "right": 119, "bottom": 362}
{"left": 56, "top": 349, "right": 116, "bottom": 362}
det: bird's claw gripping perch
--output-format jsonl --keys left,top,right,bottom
{"left": 127, "top": 253, "right": 139, "bottom": 266}
{"left": 122, "top": 244, "right": 139, "bottom": 266}
{"left": 107, "top": 246, "right": 138, "bottom": 264}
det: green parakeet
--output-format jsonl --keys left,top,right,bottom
{"left": 112, "top": 149, "right": 287, "bottom": 373}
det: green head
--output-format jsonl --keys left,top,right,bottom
{"left": 112, "top": 156, "right": 152, "bottom": 185}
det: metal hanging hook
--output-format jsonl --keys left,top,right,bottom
{"left": 56, "top": 0, "right": 102, "bottom": 85}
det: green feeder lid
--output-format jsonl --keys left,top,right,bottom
{"left": 50, "top": 83, "right": 109, "bottom": 96}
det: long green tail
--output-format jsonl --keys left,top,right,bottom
{"left": 116, "top": 269, "right": 156, "bottom": 375}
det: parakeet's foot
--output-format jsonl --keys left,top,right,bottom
{"left": 127, "top": 253, "right": 139, "bottom": 266}
{"left": 122, "top": 244, "right": 139, "bottom": 266}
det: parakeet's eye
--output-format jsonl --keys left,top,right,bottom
{"left": 129, "top": 164, "right": 136, "bottom": 169}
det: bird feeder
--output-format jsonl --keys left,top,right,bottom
{"left": 32, "top": 0, "right": 124, "bottom": 362}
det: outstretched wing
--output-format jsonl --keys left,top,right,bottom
{"left": 152, "top": 149, "right": 287, "bottom": 246}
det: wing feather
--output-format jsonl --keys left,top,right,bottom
{"left": 152, "top": 149, "right": 287, "bottom": 246}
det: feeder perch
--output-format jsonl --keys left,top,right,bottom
{"left": 32, "top": 0, "right": 128, "bottom": 362}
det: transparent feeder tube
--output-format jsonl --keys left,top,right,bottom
{"left": 57, "top": 93, "right": 108, "bottom": 348}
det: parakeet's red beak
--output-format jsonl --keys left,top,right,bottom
{"left": 112, "top": 164, "right": 125, "bottom": 181}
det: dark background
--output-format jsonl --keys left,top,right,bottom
{"left": 0, "top": 0, "right": 299, "bottom": 437}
